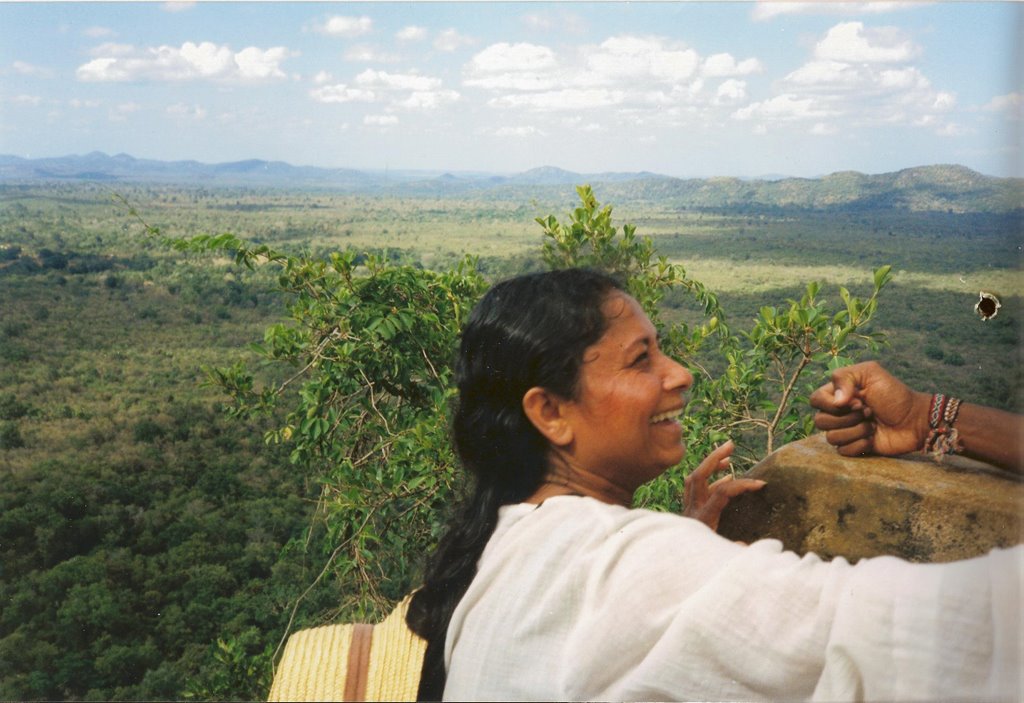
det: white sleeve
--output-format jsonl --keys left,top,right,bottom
{"left": 446, "top": 500, "right": 1022, "bottom": 701}
{"left": 813, "top": 545, "right": 1022, "bottom": 701}
{"left": 565, "top": 515, "right": 1022, "bottom": 701}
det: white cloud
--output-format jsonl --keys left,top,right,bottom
{"left": 77, "top": 58, "right": 124, "bottom": 81}
{"left": 522, "top": 13, "right": 555, "bottom": 31}
{"left": 489, "top": 88, "right": 626, "bottom": 112}
{"left": 355, "top": 69, "right": 441, "bottom": 92}
{"left": 69, "top": 98, "right": 102, "bottom": 108}
{"left": 877, "top": 67, "right": 930, "bottom": 90}
{"left": 468, "top": 42, "right": 557, "bottom": 74}
{"left": 733, "top": 94, "right": 836, "bottom": 121}
{"left": 90, "top": 42, "right": 135, "bottom": 57}
{"left": 752, "top": 2, "right": 919, "bottom": 22}
{"left": 310, "top": 84, "right": 376, "bottom": 104}
{"left": 493, "top": 125, "right": 545, "bottom": 137}
{"left": 83, "top": 26, "right": 115, "bottom": 38}
{"left": 76, "top": 42, "right": 294, "bottom": 83}
{"left": 463, "top": 35, "right": 762, "bottom": 120}
{"left": 162, "top": 2, "right": 195, "bottom": 12}
{"left": 584, "top": 35, "right": 699, "bottom": 83}
{"left": 12, "top": 61, "right": 54, "bottom": 78}
{"left": 109, "top": 102, "right": 141, "bottom": 122}
{"left": 464, "top": 42, "right": 559, "bottom": 90}
{"left": 434, "top": 28, "right": 474, "bottom": 52}
{"left": 313, "top": 70, "right": 333, "bottom": 85}
{"left": 465, "top": 72, "right": 559, "bottom": 91}
{"left": 235, "top": 46, "right": 291, "bottom": 80}
{"left": 364, "top": 114, "right": 398, "bottom": 126}
{"left": 167, "top": 102, "right": 207, "bottom": 119}
{"left": 785, "top": 60, "right": 863, "bottom": 87}
{"left": 319, "top": 16, "right": 373, "bottom": 38}
{"left": 344, "top": 45, "right": 399, "bottom": 63}
{"left": 935, "top": 122, "right": 969, "bottom": 137}
{"left": 715, "top": 79, "right": 747, "bottom": 104}
{"left": 931, "top": 92, "right": 956, "bottom": 111}
{"left": 521, "top": 10, "right": 586, "bottom": 34}
{"left": 393, "top": 90, "right": 460, "bottom": 110}
{"left": 810, "top": 122, "right": 839, "bottom": 135}
{"left": 737, "top": 20, "right": 957, "bottom": 135}
{"left": 312, "top": 69, "right": 456, "bottom": 111}
{"left": 396, "top": 26, "right": 426, "bottom": 42}
{"left": 814, "top": 22, "right": 919, "bottom": 63}
{"left": 982, "top": 92, "right": 1022, "bottom": 118}
{"left": 701, "top": 53, "right": 763, "bottom": 78}
{"left": 11, "top": 94, "right": 43, "bottom": 107}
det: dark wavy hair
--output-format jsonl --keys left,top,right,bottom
{"left": 406, "top": 268, "right": 624, "bottom": 700}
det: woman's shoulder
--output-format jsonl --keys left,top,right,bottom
{"left": 493, "top": 495, "right": 741, "bottom": 563}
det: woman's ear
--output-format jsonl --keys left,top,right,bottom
{"left": 522, "top": 387, "right": 574, "bottom": 447}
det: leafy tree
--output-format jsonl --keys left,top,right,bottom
{"left": 144, "top": 185, "right": 889, "bottom": 697}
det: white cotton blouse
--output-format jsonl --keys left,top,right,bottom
{"left": 443, "top": 495, "right": 1022, "bottom": 702}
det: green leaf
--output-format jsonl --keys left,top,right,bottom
{"left": 873, "top": 264, "right": 893, "bottom": 290}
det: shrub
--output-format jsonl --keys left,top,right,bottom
{"left": 0, "top": 421, "right": 25, "bottom": 449}
{"left": 0, "top": 393, "right": 30, "bottom": 420}
{"left": 132, "top": 419, "right": 164, "bottom": 444}
{"left": 943, "top": 351, "right": 966, "bottom": 366}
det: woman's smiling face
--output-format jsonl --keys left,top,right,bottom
{"left": 559, "top": 292, "right": 694, "bottom": 491}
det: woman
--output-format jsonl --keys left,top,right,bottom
{"left": 406, "top": 268, "right": 1020, "bottom": 701}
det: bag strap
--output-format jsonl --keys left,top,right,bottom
{"left": 343, "top": 623, "right": 374, "bottom": 701}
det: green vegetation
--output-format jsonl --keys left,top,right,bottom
{"left": 1, "top": 180, "right": 1019, "bottom": 700}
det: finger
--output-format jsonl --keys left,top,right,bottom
{"left": 829, "top": 368, "right": 862, "bottom": 407}
{"left": 692, "top": 440, "right": 734, "bottom": 480}
{"left": 814, "top": 408, "right": 868, "bottom": 431}
{"left": 808, "top": 383, "right": 838, "bottom": 412}
{"left": 836, "top": 437, "right": 874, "bottom": 458}
{"left": 824, "top": 422, "right": 875, "bottom": 448}
{"left": 708, "top": 474, "right": 734, "bottom": 490}
{"left": 685, "top": 441, "right": 735, "bottom": 511}
{"left": 710, "top": 476, "right": 766, "bottom": 498}
{"left": 693, "top": 478, "right": 763, "bottom": 524}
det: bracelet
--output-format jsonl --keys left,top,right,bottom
{"left": 923, "top": 392, "right": 962, "bottom": 459}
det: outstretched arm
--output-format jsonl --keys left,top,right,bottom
{"left": 810, "top": 361, "right": 1024, "bottom": 474}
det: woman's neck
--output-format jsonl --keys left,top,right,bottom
{"left": 524, "top": 455, "right": 634, "bottom": 507}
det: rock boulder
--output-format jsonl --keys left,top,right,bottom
{"left": 717, "top": 433, "right": 1023, "bottom": 563}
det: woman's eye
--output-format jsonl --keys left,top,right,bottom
{"left": 631, "top": 352, "right": 650, "bottom": 367}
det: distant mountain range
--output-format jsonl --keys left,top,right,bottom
{"left": 1, "top": 152, "right": 1021, "bottom": 213}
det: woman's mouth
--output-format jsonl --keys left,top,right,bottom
{"left": 650, "top": 408, "right": 683, "bottom": 424}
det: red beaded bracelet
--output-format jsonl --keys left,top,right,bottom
{"left": 923, "top": 392, "right": 962, "bottom": 458}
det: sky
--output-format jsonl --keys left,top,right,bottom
{"left": 1, "top": 1, "right": 1021, "bottom": 178}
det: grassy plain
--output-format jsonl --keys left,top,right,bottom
{"left": 0, "top": 182, "right": 1020, "bottom": 700}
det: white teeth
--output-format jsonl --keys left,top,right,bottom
{"left": 650, "top": 409, "right": 681, "bottom": 424}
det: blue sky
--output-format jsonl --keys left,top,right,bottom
{"left": 1, "top": 1, "right": 1020, "bottom": 178}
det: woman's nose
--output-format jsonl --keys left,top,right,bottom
{"left": 663, "top": 357, "right": 693, "bottom": 392}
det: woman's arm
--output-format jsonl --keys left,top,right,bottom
{"left": 810, "top": 361, "right": 1024, "bottom": 474}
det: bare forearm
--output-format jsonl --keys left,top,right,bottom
{"left": 951, "top": 402, "right": 1024, "bottom": 475}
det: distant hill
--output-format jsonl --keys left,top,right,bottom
{"left": 1, "top": 153, "right": 1020, "bottom": 213}
{"left": 592, "top": 164, "right": 1023, "bottom": 213}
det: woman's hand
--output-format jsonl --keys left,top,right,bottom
{"left": 683, "top": 440, "right": 765, "bottom": 532}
